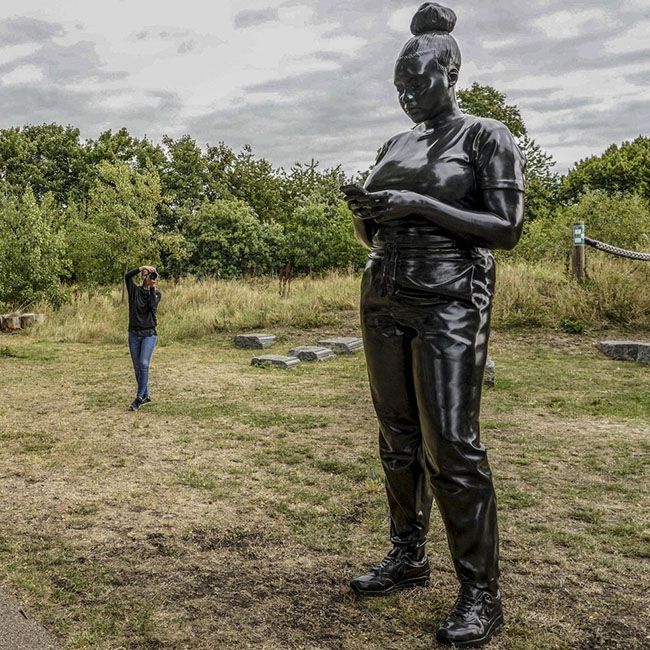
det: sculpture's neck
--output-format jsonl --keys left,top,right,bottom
{"left": 423, "top": 95, "right": 462, "bottom": 130}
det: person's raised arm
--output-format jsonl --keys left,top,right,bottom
{"left": 125, "top": 267, "right": 141, "bottom": 281}
{"left": 125, "top": 267, "right": 141, "bottom": 299}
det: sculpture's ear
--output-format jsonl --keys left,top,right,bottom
{"left": 447, "top": 68, "right": 459, "bottom": 87}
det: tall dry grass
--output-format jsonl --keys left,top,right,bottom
{"left": 32, "top": 258, "right": 650, "bottom": 344}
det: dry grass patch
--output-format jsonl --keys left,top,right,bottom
{"left": 0, "top": 332, "right": 648, "bottom": 649}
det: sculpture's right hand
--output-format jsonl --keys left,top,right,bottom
{"left": 345, "top": 198, "right": 375, "bottom": 220}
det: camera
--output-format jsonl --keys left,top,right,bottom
{"left": 148, "top": 271, "right": 158, "bottom": 281}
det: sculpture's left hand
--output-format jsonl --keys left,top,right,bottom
{"left": 353, "top": 190, "right": 421, "bottom": 223}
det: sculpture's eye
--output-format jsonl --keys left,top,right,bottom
{"left": 407, "top": 78, "right": 426, "bottom": 93}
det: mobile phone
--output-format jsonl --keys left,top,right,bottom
{"left": 340, "top": 183, "right": 368, "bottom": 197}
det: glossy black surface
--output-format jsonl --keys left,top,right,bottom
{"left": 437, "top": 585, "right": 504, "bottom": 647}
{"left": 343, "top": 2, "right": 524, "bottom": 603}
{"left": 349, "top": 545, "right": 430, "bottom": 597}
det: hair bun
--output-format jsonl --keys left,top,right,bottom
{"left": 410, "top": 2, "right": 457, "bottom": 35}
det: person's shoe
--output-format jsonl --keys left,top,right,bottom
{"left": 436, "top": 584, "right": 504, "bottom": 647}
{"left": 139, "top": 395, "right": 152, "bottom": 407}
{"left": 129, "top": 397, "right": 144, "bottom": 411}
{"left": 349, "top": 545, "right": 430, "bottom": 596}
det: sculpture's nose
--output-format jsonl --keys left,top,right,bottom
{"left": 400, "top": 90, "right": 415, "bottom": 106}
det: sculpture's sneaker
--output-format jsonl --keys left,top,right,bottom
{"left": 350, "top": 545, "right": 430, "bottom": 596}
{"left": 436, "top": 585, "right": 504, "bottom": 647}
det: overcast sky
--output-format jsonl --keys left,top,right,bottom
{"left": 0, "top": 0, "right": 648, "bottom": 174}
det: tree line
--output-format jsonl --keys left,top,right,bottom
{"left": 0, "top": 83, "right": 648, "bottom": 309}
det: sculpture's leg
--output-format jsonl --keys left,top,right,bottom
{"left": 361, "top": 275, "right": 432, "bottom": 546}
{"left": 411, "top": 293, "right": 499, "bottom": 591}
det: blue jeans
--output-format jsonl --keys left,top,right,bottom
{"left": 128, "top": 331, "right": 158, "bottom": 399}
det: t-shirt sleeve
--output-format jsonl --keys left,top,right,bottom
{"left": 374, "top": 137, "right": 395, "bottom": 166}
{"left": 474, "top": 122, "right": 525, "bottom": 192}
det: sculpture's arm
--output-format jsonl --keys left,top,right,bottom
{"left": 355, "top": 188, "right": 524, "bottom": 250}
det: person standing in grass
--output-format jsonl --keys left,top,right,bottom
{"left": 125, "top": 265, "right": 161, "bottom": 411}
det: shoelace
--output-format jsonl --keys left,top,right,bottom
{"left": 448, "top": 590, "right": 481, "bottom": 621}
{"left": 372, "top": 550, "right": 399, "bottom": 572}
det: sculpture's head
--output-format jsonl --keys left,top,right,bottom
{"left": 394, "top": 3, "right": 461, "bottom": 124}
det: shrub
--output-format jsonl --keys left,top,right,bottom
{"left": 0, "top": 190, "right": 68, "bottom": 309}
{"left": 504, "top": 190, "right": 650, "bottom": 262}
{"left": 183, "top": 199, "right": 284, "bottom": 278}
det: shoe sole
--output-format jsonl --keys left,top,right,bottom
{"left": 350, "top": 575, "right": 430, "bottom": 597}
{"left": 139, "top": 401, "right": 152, "bottom": 407}
{"left": 436, "top": 613, "right": 504, "bottom": 647}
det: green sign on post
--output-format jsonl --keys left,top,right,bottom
{"left": 573, "top": 223, "right": 585, "bottom": 246}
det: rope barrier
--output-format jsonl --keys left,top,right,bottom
{"left": 584, "top": 237, "right": 650, "bottom": 262}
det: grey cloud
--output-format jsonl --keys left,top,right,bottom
{"left": 188, "top": 0, "right": 649, "bottom": 174}
{"left": 234, "top": 8, "right": 279, "bottom": 29}
{"left": 519, "top": 96, "right": 602, "bottom": 113}
{"left": 0, "top": 17, "right": 64, "bottom": 45}
{"left": 178, "top": 40, "right": 195, "bottom": 54}
{"left": 624, "top": 69, "right": 650, "bottom": 85}
{"left": 2, "top": 1, "right": 648, "bottom": 176}
{"left": 294, "top": 50, "right": 352, "bottom": 64}
{"left": 188, "top": 29, "right": 409, "bottom": 170}
{"left": 0, "top": 40, "right": 126, "bottom": 83}
{"left": 136, "top": 30, "right": 150, "bottom": 40}
{"left": 503, "top": 87, "right": 564, "bottom": 99}
{"left": 539, "top": 98, "right": 648, "bottom": 139}
{"left": 0, "top": 83, "right": 184, "bottom": 143}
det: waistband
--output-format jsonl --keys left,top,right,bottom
{"left": 374, "top": 223, "right": 473, "bottom": 251}
{"left": 129, "top": 328, "right": 157, "bottom": 337}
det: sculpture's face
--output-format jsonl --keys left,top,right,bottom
{"left": 394, "top": 53, "right": 455, "bottom": 124}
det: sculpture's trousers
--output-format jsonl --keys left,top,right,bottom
{"left": 360, "top": 243, "right": 499, "bottom": 589}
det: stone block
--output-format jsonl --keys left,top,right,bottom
{"left": 638, "top": 345, "right": 650, "bottom": 365}
{"left": 317, "top": 337, "right": 363, "bottom": 354}
{"left": 483, "top": 358, "right": 496, "bottom": 387}
{"left": 20, "top": 313, "right": 36, "bottom": 327}
{"left": 251, "top": 355, "right": 301, "bottom": 369}
{"left": 597, "top": 340, "right": 650, "bottom": 365}
{"left": 235, "top": 333, "right": 276, "bottom": 349}
{"left": 288, "top": 346, "right": 335, "bottom": 362}
{"left": 1, "top": 315, "right": 21, "bottom": 332}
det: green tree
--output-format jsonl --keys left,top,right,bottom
{"left": 161, "top": 135, "right": 210, "bottom": 212}
{"left": 184, "top": 199, "right": 284, "bottom": 278}
{"left": 0, "top": 190, "right": 68, "bottom": 308}
{"left": 284, "top": 199, "right": 366, "bottom": 273}
{"left": 64, "top": 161, "right": 162, "bottom": 288}
{"left": 561, "top": 136, "right": 650, "bottom": 205}
{"left": 0, "top": 124, "right": 88, "bottom": 205}
{"left": 217, "top": 145, "right": 289, "bottom": 223}
{"left": 85, "top": 128, "right": 166, "bottom": 175}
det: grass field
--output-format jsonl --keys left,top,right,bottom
{"left": 0, "top": 323, "right": 648, "bottom": 649}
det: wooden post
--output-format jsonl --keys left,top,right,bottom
{"left": 572, "top": 222, "right": 586, "bottom": 282}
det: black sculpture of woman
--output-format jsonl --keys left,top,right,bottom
{"left": 341, "top": 3, "right": 524, "bottom": 647}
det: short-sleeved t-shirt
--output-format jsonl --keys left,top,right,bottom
{"left": 363, "top": 114, "right": 525, "bottom": 245}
